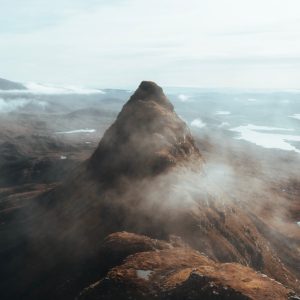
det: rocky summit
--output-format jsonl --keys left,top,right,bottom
{"left": 88, "top": 81, "right": 201, "bottom": 182}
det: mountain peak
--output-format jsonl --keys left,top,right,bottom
{"left": 88, "top": 81, "right": 201, "bottom": 182}
{"left": 128, "top": 81, "right": 174, "bottom": 111}
{"left": 138, "top": 80, "right": 162, "bottom": 94}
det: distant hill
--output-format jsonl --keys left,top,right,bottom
{"left": 0, "top": 77, "right": 26, "bottom": 90}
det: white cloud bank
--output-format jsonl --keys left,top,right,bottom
{"left": 289, "top": 114, "right": 300, "bottom": 121}
{"left": 24, "top": 82, "right": 105, "bottom": 95}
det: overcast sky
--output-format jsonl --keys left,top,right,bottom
{"left": 1, "top": 0, "right": 300, "bottom": 89}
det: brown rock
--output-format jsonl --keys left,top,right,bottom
{"left": 88, "top": 81, "right": 201, "bottom": 183}
{"left": 79, "top": 232, "right": 296, "bottom": 300}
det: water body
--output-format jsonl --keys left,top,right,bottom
{"left": 230, "top": 124, "right": 300, "bottom": 153}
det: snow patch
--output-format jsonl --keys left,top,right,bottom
{"left": 136, "top": 270, "right": 153, "bottom": 280}
{"left": 0, "top": 98, "right": 29, "bottom": 113}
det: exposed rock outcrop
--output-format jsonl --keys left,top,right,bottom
{"left": 78, "top": 232, "right": 297, "bottom": 300}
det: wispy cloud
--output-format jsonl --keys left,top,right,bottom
{"left": 0, "top": 98, "right": 29, "bottom": 113}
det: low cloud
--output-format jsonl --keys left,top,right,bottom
{"left": 191, "top": 118, "right": 206, "bottom": 129}
{"left": 177, "top": 94, "right": 192, "bottom": 102}
{"left": 24, "top": 82, "right": 105, "bottom": 95}
{"left": 0, "top": 82, "right": 105, "bottom": 95}
{"left": 0, "top": 97, "right": 29, "bottom": 113}
{"left": 218, "top": 122, "right": 230, "bottom": 128}
{"left": 215, "top": 111, "right": 231, "bottom": 115}
{"left": 289, "top": 114, "right": 300, "bottom": 121}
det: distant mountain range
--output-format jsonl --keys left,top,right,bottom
{"left": 0, "top": 77, "right": 26, "bottom": 90}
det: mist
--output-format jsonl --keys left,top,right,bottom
{"left": 0, "top": 97, "right": 29, "bottom": 113}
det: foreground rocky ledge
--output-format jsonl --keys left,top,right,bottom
{"left": 78, "top": 232, "right": 298, "bottom": 300}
